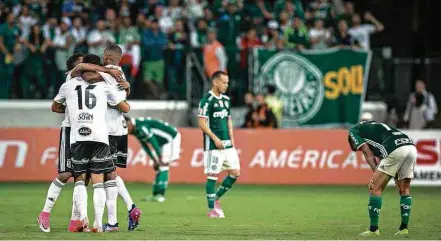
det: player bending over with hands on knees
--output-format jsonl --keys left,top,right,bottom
{"left": 124, "top": 116, "right": 181, "bottom": 202}
{"left": 348, "top": 119, "right": 416, "bottom": 237}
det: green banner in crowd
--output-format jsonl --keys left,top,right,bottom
{"left": 253, "top": 48, "right": 372, "bottom": 128}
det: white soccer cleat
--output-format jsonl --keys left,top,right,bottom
{"left": 214, "top": 200, "right": 225, "bottom": 218}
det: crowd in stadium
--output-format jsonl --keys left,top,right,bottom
{"left": 0, "top": 0, "right": 385, "bottom": 99}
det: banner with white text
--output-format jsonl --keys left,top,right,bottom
{"left": 0, "top": 128, "right": 439, "bottom": 185}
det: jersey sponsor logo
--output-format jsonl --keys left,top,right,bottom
{"left": 78, "top": 127, "right": 92, "bottom": 136}
{"left": 395, "top": 138, "right": 413, "bottom": 146}
{"left": 213, "top": 109, "right": 228, "bottom": 119}
{"left": 255, "top": 52, "right": 324, "bottom": 126}
{"left": 78, "top": 112, "right": 93, "bottom": 121}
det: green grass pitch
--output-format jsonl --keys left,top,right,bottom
{"left": 0, "top": 183, "right": 440, "bottom": 240}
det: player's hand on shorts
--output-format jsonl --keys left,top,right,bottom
{"left": 214, "top": 138, "right": 224, "bottom": 149}
{"left": 107, "top": 68, "right": 124, "bottom": 82}
{"left": 118, "top": 81, "right": 130, "bottom": 90}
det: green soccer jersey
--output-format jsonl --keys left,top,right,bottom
{"left": 349, "top": 121, "right": 414, "bottom": 159}
{"left": 132, "top": 117, "right": 178, "bottom": 157}
{"left": 198, "top": 91, "right": 232, "bottom": 151}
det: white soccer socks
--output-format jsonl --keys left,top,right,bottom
{"left": 42, "top": 178, "right": 65, "bottom": 213}
{"left": 105, "top": 180, "right": 118, "bottom": 225}
{"left": 93, "top": 183, "right": 106, "bottom": 230}
{"left": 115, "top": 176, "right": 134, "bottom": 211}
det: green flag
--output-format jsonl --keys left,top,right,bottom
{"left": 253, "top": 48, "right": 371, "bottom": 127}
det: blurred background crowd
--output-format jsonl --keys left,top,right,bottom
{"left": 0, "top": 0, "right": 438, "bottom": 129}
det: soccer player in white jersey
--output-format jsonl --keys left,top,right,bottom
{"left": 52, "top": 54, "right": 130, "bottom": 232}
{"left": 37, "top": 53, "right": 125, "bottom": 233}
{"left": 70, "top": 45, "right": 141, "bottom": 231}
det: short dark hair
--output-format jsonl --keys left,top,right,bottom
{"left": 82, "top": 54, "right": 101, "bottom": 65}
{"left": 267, "top": 84, "right": 276, "bottom": 94}
{"left": 66, "top": 53, "right": 85, "bottom": 71}
{"left": 104, "top": 44, "right": 122, "bottom": 57}
{"left": 211, "top": 70, "right": 227, "bottom": 81}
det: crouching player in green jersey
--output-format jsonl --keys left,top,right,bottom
{"left": 198, "top": 71, "right": 240, "bottom": 218}
{"left": 124, "top": 116, "right": 181, "bottom": 202}
{"left": 348, "top": 120, "right": 416, "bottom": 237}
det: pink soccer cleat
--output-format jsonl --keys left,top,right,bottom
{"left": 38, "top": 211, "right": 51, "bottom": 232}
{"left": 214, "top": 200, "right": 225, "bottom": 218}
{"left": 207, "top": 209, "right": 223, "bottom": 218}
{"left": 75, "top": 217, "right": 89, "bottom": 232}
{"left": 128, "top": 205, "right": 142, "bottom": 231}
{"left": 68, "top": 220, "right": 79, "bottom": 232}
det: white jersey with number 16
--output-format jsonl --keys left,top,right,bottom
{"left": 54, "top": 77, "right": 124, "bottom": 145}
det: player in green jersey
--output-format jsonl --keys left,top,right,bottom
{"left": 197, "top": 71, "right": 240, "bottom": 218}
{"left": 124, "top": 116, "right": 181, "bottom": 203}
{"left": 348, "top": 120, "right": 416, "bottom": 237}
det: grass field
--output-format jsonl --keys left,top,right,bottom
{"left": 0, "top": 183, "right": 439, "bottom": 240}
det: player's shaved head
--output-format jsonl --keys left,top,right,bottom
{"left": 66, "top": 53, "right": 85, "bottom": 71}
{"left": 103, "top": 44, "right": 123, "bottom": 65}
{"left": 82, "top": 54, "right": 101, "bottom": 65}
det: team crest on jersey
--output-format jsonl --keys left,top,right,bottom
{"left": 78, "top": 127, "right": 92, "bottom": 136}
{"left": 219, "top": 101, "right": 224, "bottom": 108}
{"left": 255, "top": 52, "right": 324, "bottom": 126}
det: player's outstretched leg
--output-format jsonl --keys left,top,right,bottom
{"left": 103, "top": 171, "right": 119, "bottom": 232}
{"left": 359, "top": 170, "right": 391, "bottom": 237}
{"left": 214, "top": 169, "right": 239, "bottom": 218}
{"left": 115, "top": 175, "right": 142, "bottom": 231}
{"left": 394, "top": 178, "right": 412, "bottom": 236}
{"left": 38, "top": 172, "right": 71, "bottom": 232}
{"left": 145, "top": 165, "right": 169, "bottom": 202}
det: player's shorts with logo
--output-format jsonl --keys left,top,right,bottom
{"left": 161, "top": 133, "right": 181, "bottom": 163}
{"left": 109, "top": 135, "right": 128, "bottom": 168}
{"left": 204, "top": 147, "right": 240, "bottom": 174}
{"left": 378, "top": 145, "right": 417, "bottom": 180}
{"left": 58, "top": 127, "right": 72, "bottom": 173}
{"left": 70, "top": 141, "right": 115, "bottom": 175}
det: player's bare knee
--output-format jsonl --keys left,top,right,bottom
{"left": 91, "top": 173, "right": 104, "bottom": 184}
{"left": 105, "top": 171, "right": 117, "bottom": 181}
{"left": 57, "top": 172, "right": 72, "bottom": 183}
{"left": 74, "top": 173, "right": 86, "bottom": 182}
{"left": 369, "top": 185, "right": 383, "bottom": 196}
{"left": 229, "top": 169, "right": 240, "bottom": 178}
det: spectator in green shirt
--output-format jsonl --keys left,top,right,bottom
{"left": 0, "top": 12, "right": 20, "bottom": 99}
{"left": 284, "top": 16, "right": 310, "bottom": 50}
{"left": 119, "top": 15, "right": 141, "bottom": 78}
